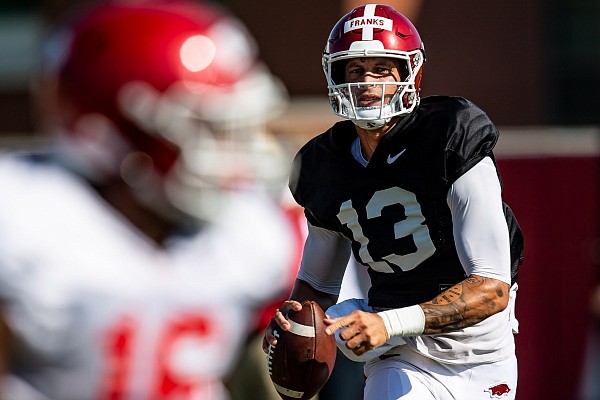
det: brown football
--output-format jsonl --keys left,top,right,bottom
{"left": 267, "top": 300, "right": 337, "bottom": 400}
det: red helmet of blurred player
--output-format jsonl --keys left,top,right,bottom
{"left": 38, "top": 0, "right": 288, "bottom": 222}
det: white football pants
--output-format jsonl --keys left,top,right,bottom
{"left": 363, "top": 346, "right": 517, "bottom": 400}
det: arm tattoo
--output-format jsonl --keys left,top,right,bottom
{"left": 420, "top": 275, "right": 509, "bottom": 334}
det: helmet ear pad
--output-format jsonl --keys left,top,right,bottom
{"left": 415, "top": 67, "right": 423, "bottom": 90}
{"left": 413, "top": 65, "right": 424, "bottom": 97}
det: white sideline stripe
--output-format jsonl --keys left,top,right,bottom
{"left": 286, "top": 317, "right": 316, "bottom": 338}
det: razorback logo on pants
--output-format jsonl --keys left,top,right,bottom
{"left": 485, "top": 383, "right": 511, "bottom": 398}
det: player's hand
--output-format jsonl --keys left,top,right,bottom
{"left": 324, "top": 310, "right": 388, "bottom": 356}
{"left": 262, "top": 300, "right": 303, "bottom": 353}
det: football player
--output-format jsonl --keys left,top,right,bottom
{"left": 0, "top": 1, "right": 296, "bottom": 399}
{"left": 264, "top": 4, "right": 524, "bottom": 400}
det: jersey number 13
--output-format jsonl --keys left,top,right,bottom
{"left": 337, "top": 186, "right": 436, "bottom": 273}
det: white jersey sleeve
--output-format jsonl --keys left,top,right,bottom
{"left": 446, "top": 156, "right": 511, "bottom": 285}
{"left": 296, "top": 222, "right": 352, "bottom": 295}
{"left": 406, "top": 156, "right": 516, "bottom": 365}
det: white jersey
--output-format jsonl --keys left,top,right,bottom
{"left": 0, "top": 154, "right": 294, "bottom": 400}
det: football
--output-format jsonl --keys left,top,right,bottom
{"left": 267, "top": 300, "right": 337, "bottom": 400}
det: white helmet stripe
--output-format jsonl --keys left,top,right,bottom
{"left": 343, "top": 4, "right": 393, "bottom": 40}
{"left": 362, "top": 4, "right": 376, "bottom": 40}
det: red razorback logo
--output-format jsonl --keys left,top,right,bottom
{"left": 485, "top": 383, "right": 511, "bottom": 398}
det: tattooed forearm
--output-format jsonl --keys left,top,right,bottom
{"left": 420, "top": 275, "right": 509, "bottom": 335}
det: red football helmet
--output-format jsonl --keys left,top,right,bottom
{"left": 37, "top": 0, "right": 288, "bottom": 222}
{"left": 322, "top": 4, "right": 425, "bottom": 129}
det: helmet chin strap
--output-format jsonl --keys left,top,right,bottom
{"left": 349, "top": 104, "right": 395, "bottom": 130}
{"left": 353, "top": 118, "right": 388, "bottom": 130}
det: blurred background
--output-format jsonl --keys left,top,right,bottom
{"left": 1, "top": 0, "right": 599, "bottom": 399}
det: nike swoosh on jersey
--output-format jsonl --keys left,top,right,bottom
{"left": 387, "top": 149, "right": 406, "bottom": 164}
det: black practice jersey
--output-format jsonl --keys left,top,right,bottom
{"left": 290, "top": 96, "right": 524, "bottom": 309}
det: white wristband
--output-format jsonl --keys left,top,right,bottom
{"left": 377, "top": 305, "right": 426, "bottom": 338}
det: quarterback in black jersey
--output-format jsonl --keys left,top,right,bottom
{"left": 264, "top": 4, "right": 524, "bottom": 400}
{"left": 291, "top": 96, "right": 523, "bottom": 310}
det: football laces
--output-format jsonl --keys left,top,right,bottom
{"left": 266, "top": 329, "right": 280, "bottom": 376}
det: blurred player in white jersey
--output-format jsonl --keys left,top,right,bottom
{"left": 0, "top": 1, "right": 296, "bottom": 399}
